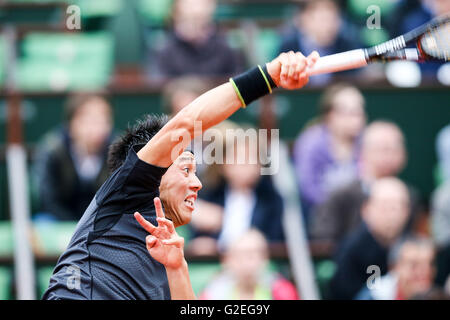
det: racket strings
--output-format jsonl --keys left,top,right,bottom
{"left": 421, "top": 22, "right": 450, "bottom": 61}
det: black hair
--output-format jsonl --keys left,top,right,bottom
{"left": 107, "top": 114, "right": 169, "bottom": 173}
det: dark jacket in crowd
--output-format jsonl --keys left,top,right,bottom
{"left": 327, "top": 222, "right": 389, "bottom": 300}
{"left": 193, "top": 175, "right": 285, "bottom": 243}
{"left": 151, "top": 28, "right": 244, "bottom": 79}
{"left": 33, "top": 127, "right": 112, "bottom": 221}
{"left": 309, "top": 179, "right": 422, "bottom": 249}
{"left": 279, "top": 25, "right": 359, "bottom": 85}
{"left": 435, "top": 242, "right": 450, "bottom": 289}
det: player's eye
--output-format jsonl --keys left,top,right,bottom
{"left": 183, "top": 167, "right": 189, "bottom": 174}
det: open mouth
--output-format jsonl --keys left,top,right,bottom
{"left": 184, "top": 194, "right": 197, "bottom": 210}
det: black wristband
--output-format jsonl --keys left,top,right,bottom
{"left": 262, "top": 65, "right": 277, "bottom": 90}
{"left": 230, "top": 65, "right": 277, "bottom": 108}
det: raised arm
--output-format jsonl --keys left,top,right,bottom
{"left": 138, "top": 51, "right": 319, "bottom": 167}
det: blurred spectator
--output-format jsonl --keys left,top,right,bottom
{"left": 33, "top": 93, "right": 114, "bottom": 221}
{"left": 400, "top": 0, "right": 450, "bottom": 35}
{"left": 279, "top": 0, "right": 360, "bottom": 85}
{"left": 199, "top": 229, "right": 298, "bottom": 300}
{"left": 162, "top": 76, "right": 210, "bottom": 117}
{"left": 310, "top": 121, "right": 421, "bottom": 248}
{"left": 293, "top": 83, "right": 366, "bottom": 222}
{"left": 436, "top": 123, "right": 450, "bottom": 184}
{"left": 431, "top": 181, "right": 450, "bottom": 289}
{"left": 188, "top": 128, "right": 284, "bottom": 255}
{"left": 431, "top": 182, "right": 450, "bottom": 248}
{"left": 431, "top": 125, "right": 450, "bottom": 289}
{"left": 149, "top": 0, "right": 244, "bottom": 79}
{"left": 409, "top": 287, "right": 450, "bottom": 300}
{"left": 438, "top": 248, "right": 450, "bottom": 296}
{"left": 356, "top": 237, "right": 437, "bottom": 300}
{"left": 328, "top": 177, "right": 411, "bottom": 300}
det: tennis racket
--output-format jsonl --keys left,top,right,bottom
{"left": 307, "top": 14, "right": 449, "bottom": 76}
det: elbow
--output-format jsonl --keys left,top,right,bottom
{"left": 171, "top": 109, "right": 197, "bottom": 137}
{"left": 164, "top": 112, "right": 196, "bottom": 149}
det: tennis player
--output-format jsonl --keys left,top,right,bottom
{"left": 43, "top": 50, "right": 319, "bottom": 300}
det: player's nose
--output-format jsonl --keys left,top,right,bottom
{"left": 189, "top": 174, "right": 202, "bottom": 191}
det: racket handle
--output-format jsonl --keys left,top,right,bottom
{"left": 307, "top": 49, "right": 368, "bottom": 76}
{"left": 371, "top": 48, "right": 421, "bottom": 62}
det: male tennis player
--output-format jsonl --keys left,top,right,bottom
{"left": 43, "top": 50, "right": 319, "bottom": 300}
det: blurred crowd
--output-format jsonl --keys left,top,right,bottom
{"left": 9, "top": 0, "right": 450, "bottom": 300}
{"left": 140, "top": 0, "right": 450, "bottom": 86}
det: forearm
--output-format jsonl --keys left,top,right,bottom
{"left": 139, "top": 82, "right": 242, "bottom": 167}
{"left": 165, "top": 259, "right": 196, "bottom": 300}
{"left": 138, "top": 51, "right": 319, "bottom": 167}
{"left": 175, "top": 82, "right": 242, "bottom": 136}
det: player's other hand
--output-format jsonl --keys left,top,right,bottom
{"left": 266, "top": 50, "right": 320, "bottom": 90}
{"left": 134, "top": 197, "right": 185, "bottom": 270}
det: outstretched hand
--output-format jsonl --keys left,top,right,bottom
{"left": 266, "top": 50, "right": 320, "bottom": 90}
{"left": 134, "top": 197, "right": 185, "bottom": 270}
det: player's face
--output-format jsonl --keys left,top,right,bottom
{"left": 159, "top": 152, "right": 202, "bottom": 227}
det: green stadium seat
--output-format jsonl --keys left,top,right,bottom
{"left": 75, "top": 0, "right": 123, "bottom": 18}
{"left": 434, "top": 164, "right": 444, "bottom": 187}
{"left": 215, "top": 2, "right": 296, "bottom": 21}
{"left": 176, "top": 224, "right": 192, "bottom": 244}
{"left": 314, "top": 259, "right": 336, "bottom": 298}
{"left": 8, "top": 0, "right": 122, "bottom": 17}
{"left": 225, "top": 27, "right": 281, "bottom": 65}
{"left": 188, "top": 262, "right": 222, "bottom": 295}
{"left": 360, "top": 27, "right": 390, "bottom": 47}
{"left": 32, "top": 221, "right": 77, "bottom": 256}
{"left": 22, "top": 32, "right": 113, "bottom": 61}
{"left": 138, "top": 0, "right": 173, "bottom": 26}
{"left": 347, "top": 0, "right": 396, "bottom": 47}
{"left": 0, "top": 267, "right": 12, "bottom": 300}
{"left": 138, "top": 0, "right": 296, "bottom": 25}
{"left": 37, "top": 266, "right": 54, "bottom": 299}
{"left": 17, "top": 60, "right": 112, "bottom": 91}
{"left": 347, "top": 0, "right": 398, "bottom": 19}
{"left": 17, "top": 32, "right": 114, "bottom": 91}
{"left": 256, "top": 28, "right": 281, "bottom": 62}
{"left": 0, "top": 222, "right": 13, "bottom": 257}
